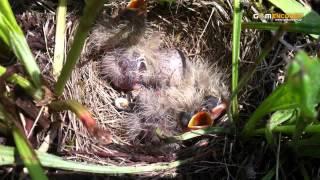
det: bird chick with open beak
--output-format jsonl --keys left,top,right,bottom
{"left": 87, "top": 0, "right": 229, "bottom": 150}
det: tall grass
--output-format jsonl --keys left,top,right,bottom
{"left": 54, "top": 0, "right": 105, "bottom": 95}
{"left": 53, "top": 0, "right": 67, "bottom": 78}
{"left": 230, "top": 0, "right": 242, "bottom": 121}
{"left": 0, "top": 0, "right": 42, "bottom": 98}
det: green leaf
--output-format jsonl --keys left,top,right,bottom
{"left": 261, "top": 160, "right": 286, "bottom": 180}
{"left": 268, "top": 0, "right": 320, "bottom": 38}
{"left": 12, "top": 127, "right": 48, "bottom": 180}
{"left": 242, "top": 51, "right": 320, "bottom": 138}
{"left": 242, "top": 84, "right": 299, "bottom": 137}
{"left": 286, "top": 52, "right": 320, "bottom": 139}
{"left": 0, "top": 0, "right": 18, "bottom": 27}
{"left": 242, "top": 22, "right": 320, "bottom": 34}
{"left": 268, "top": 0, "right": 313, "bottom": 15}
{"left": 287, "top": 52, "right": 320, "bottom": 120}
{"left": 265, "top": 109, "right": 297, "bottom": 144}
{"left": 0, "top": 0, "right": 43, "bottom": 91}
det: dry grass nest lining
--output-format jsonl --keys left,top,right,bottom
{"left": 59, "top": 0, "right": 262, "bottom": 165}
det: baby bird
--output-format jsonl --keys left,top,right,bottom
{"left": 87, "top": 0, "right": 229, "bottom": 150}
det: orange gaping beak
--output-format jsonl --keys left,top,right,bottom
{"left": 127, "top": 0, "right": 146, "bottom": 11}
{"left": 187, "top": 102, "right": 227, "bottom": 130}
{"left": 187, "top": 112, "right": 213, "bottom": 130}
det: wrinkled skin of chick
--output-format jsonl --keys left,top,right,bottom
{"left": 100, "top": 43, "right": 186, "bottom": 92}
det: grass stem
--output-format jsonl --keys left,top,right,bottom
{"left": 239, "top": 28, "right": 285, "bottom": 138}
{"left": 0, "top": 144, "right": 193, "bottom": 174}
{"left": 156, "top": 127, "right": 231, "bottom": 143}
{"left": 231, "top": 0, "right": 242, "bottom": 121}
{"left": 53, "top": 0, "right": 67, "bottom": 78}
{"left": 254, "top": 124, "right": 320, "bottom": 135}
{"left": 54, "top": 0, "right": 105, "bottom": 96}
{"left": 0, "top": 65, "right": 42, "bottom": 100}
{"left": 0, "top": 0, "right": 42, "bottom": 89}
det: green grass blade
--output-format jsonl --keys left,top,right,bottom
{"left": 0, "top": 145, "right": 192, "bottom": 174}
{"left": 242, "top": 22, "right": 320, "bottom": 34}
{"left": 53, "top": 0, "right": 67, "bottom": 78}
{"left": 287, "top": 52, "right": 320, "bottom": 119}
{"left": 0, "top": 1, "right": 42, "bottom": 89}
{"left": 0, "top": 65, "right": 42, "bottom": 100}
{"left": 286, "top": 52, "right": 320, "bottom": 140}
{"left": 268, "top": 0, "right": 309, "bottom": 13}
{"left": 230, "top": 0, "right": 242, "bottom": 121}
{"left": 49, "top": 100, "right": 96, "bottom": 129}
{"left": 254, "top": 124, "right": 320, "bottom": 135}
{"left": 157, "top": 127, "right": 231, "bottom": 143}
{"left": 229, "top": 28, "right": 284, "bottom": 131}
{"left": 12, "top": 127, "right": 48, "bottom": 180}
{"left": 242, "top": 84, "right": 299, "bottom": 137}
{"left": 242, "top": 51, "right": 320, "bottom": 138}
{"left": 0, "top": 105, "right": 47, "bottom": 180}
{"left": 49, "top": 100, "right": 112, "bottom": 144}
{"left": 265, "top": 109, "right": 297, "bottom": 144}
{"left": 269, "top": 0, "right": 320, "bottom": 38}
{"left": 54, "top": 0, "right": 105, "bottom": 96}
{"left": 0, "top": 0, "right": 18, "bottom": 26}
{"left": 0, "top": 18, "right": 9, "bottom": 45}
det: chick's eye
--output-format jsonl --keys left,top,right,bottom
{"left": 201, "top": 96, "right": 219, "bottom": 110}
{"left": 179, "top": 112, "right": 192, "bottom": 127}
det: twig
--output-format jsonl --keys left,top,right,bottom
{"left": 27, "top": 106, "right": 45, "bottom": 138}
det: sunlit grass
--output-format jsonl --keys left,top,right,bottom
{"left": 0, "top": 0, "right": 42, "bottom": 90}
{"left": 53, "top": 0, "right": 67, "bottom": 78}
{"left": 54, "top": 0, "right": 105, "bottom": 96}
{"left": 230, "top": 0, "right": 242, "bottom": 121}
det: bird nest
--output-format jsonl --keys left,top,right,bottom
{"left": 19, "top": 0, "right": 262, "bottom": 175}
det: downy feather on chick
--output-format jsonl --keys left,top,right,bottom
{"left": 86, "top": 1, "right": 229, "bottom": 151}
